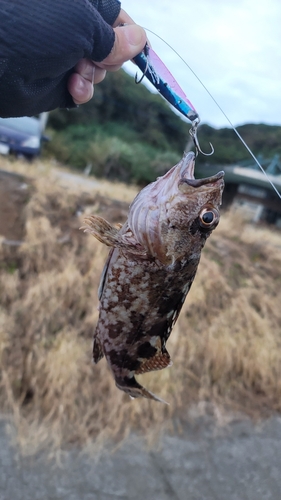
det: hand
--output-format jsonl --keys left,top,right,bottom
{"left": 67, "top": 9, "right": 146, "bottom": 105}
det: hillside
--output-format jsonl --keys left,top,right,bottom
{"left": 0, "top": 158, "right": 281, "bottom": 452}
{"left": 44, "top": 69, "right": 281, "bottom": 184}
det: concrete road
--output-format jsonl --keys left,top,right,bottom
{"left": 1, "top": 415, "right": 281, "bottom": 500}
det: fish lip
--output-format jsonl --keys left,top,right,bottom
{"left": 180, "top": 151, "right": 196, "bottom": 180}
{"left": 182, "top": 170, "right": 225, "bottom": 187}
{"left": 179, "top": 152, "right": 225, "bottom": 187}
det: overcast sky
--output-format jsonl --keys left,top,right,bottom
{"left": 121, "top": 0, "right": 281, "bottom": 128}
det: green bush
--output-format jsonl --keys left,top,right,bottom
{"left": 87, "top": 136, "right": 135, "bottom": 180}
{"left": 45, "top": 70, "right": 281, "bottom": 182}
{"left": 44, "top": 121, "right": 182, "bottom": 185}
{"left": 87, "top": 137, "right": 170, "bottom": 184}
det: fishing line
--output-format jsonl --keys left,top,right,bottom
{"left": 143, "top": 27, "right": 281, "bottom": 200}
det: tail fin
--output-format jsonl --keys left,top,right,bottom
{"left": 115, "top": 376, "right": 169, "bottom": 405}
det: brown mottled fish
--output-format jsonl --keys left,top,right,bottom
{"left": 82, "top": 152, "right": 224, "bottom": 403}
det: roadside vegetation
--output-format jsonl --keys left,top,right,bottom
{"left": 0, "top": 158, "right": 281, "bottom": 454}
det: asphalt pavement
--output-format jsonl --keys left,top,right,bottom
{"left": 1, "top": 414, "right": 281, "bottom": 500}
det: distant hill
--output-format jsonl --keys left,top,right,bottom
{"left": 196, "top": 123, "right": 281, "bottom": 167}
{"left": 45, "top": 70, "right": 281, "bottom": 184}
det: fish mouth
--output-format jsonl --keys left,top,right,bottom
{"left": 180, "top": 152, "right": 225, "bottom": 187}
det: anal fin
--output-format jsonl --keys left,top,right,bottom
{"left": 135, "top": 336, "right": 173, "bottom": 375}
{"left": 135, "top": 348, "right": 172, "bottom": 375}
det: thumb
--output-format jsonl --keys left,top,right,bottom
{"left": 102, "top": 24, "right": 147, "bottom": 67}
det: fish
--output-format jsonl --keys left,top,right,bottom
{"left": 82, "top": 151, "right": 224, "bottom": 403}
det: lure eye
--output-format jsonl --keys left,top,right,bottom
{"left": 199, "top": 207, "right": 219, "bottom": 228}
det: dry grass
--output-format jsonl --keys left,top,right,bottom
{"left": 1, "top": 158, "right": 281, "bottom": 454}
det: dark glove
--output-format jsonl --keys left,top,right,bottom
{"left": 0, "top": 0, "right": 121, "bottom": 117}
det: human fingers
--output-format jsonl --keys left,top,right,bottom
{"left": 95, "top": 24, "right": 146, "bottom": 72}
{"left": 68, "top": 58, "right": 94, "bottom": 104}
{"left": 67, "top": 59, "right": 106, "bottom": 104}
{"left": 67, "top": 72, "right": 93, "bottom": 104}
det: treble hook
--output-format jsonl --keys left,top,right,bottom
{"left": 134, "top": 43, "right": 151, "bottom": 84}
{"left": 135, "top": 67, "right": 147, "bottom": 84}
{"left": 189, "top": 119, "right": 214, "bottom": 157}
{"left": 135, "top": 56, "right": 149, "bottom": 84}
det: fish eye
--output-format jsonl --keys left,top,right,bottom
{"left": 202, "top": 211, "right": 214, "bottom": 224}
{"left": 199, "top": 207, "right": 219, "bottom": 228}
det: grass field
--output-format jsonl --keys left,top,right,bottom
{"left": 0, "top": 157, "right": 281, "bottom": 454}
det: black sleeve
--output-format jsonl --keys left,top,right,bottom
{"left": 0, "top": 0, "right": 121, "bottom": 118}
{"left": 89, "top": 0, "right": 121, "bottom": 26}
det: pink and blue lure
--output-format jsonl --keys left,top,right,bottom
{"left": 133, "top": 44, "right": 213, "bottom": 156}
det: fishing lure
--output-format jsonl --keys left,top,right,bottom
{"left": 133, "top": 43, "right": 214, "bottom": 156}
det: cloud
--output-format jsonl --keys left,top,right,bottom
{"left": 121, "top": 0, "right": 281, "bottom": 127}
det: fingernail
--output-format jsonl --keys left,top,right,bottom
{"left": 124, "top": 25, "right": 145, "bottom": 46}
{"left": 91, "top": 65, "right": 95, "bottom": 84}
{"left": 76, "top": 77, "right": 85, "bottom": 92}
{"left": 85, "top": 62, "right": 95, "bottom": 84}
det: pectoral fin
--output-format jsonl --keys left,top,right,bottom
{"left": 81, "top": 216, "right": 147, "bottom": 256}
{"left": 81, "top": 216, "right": 120, "bottom": 247}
